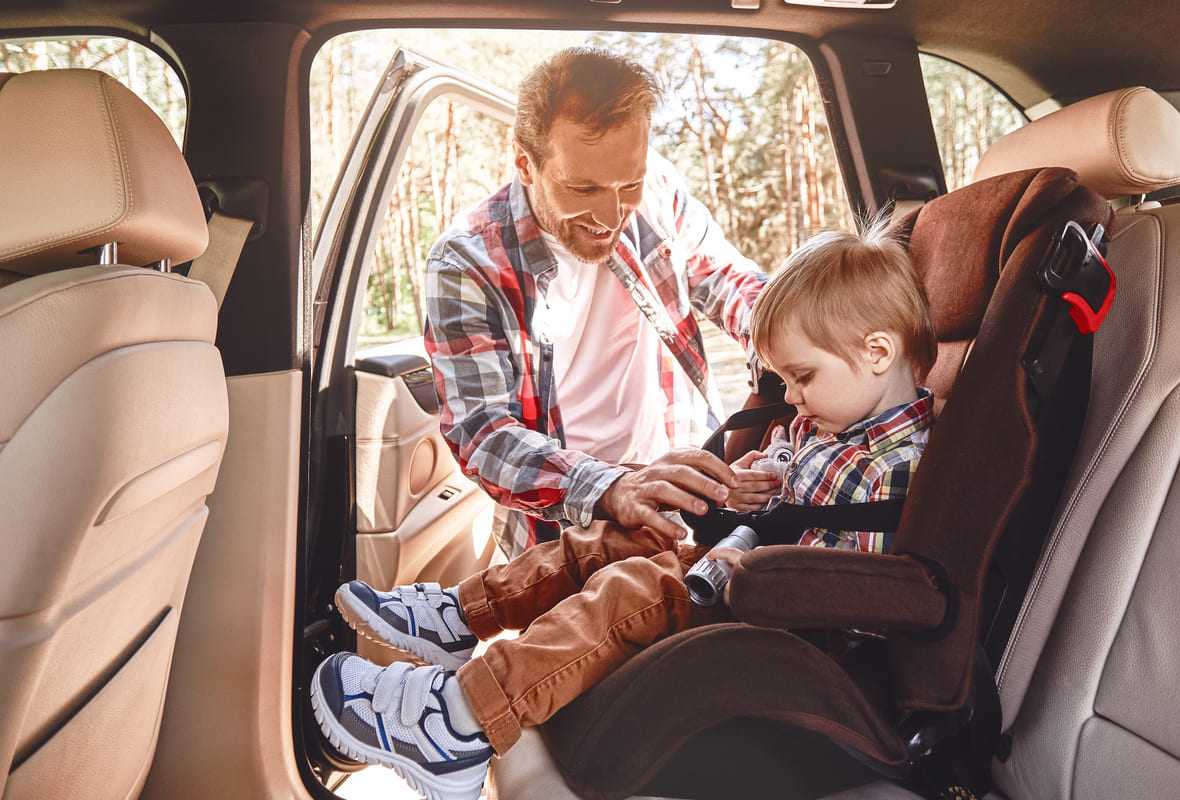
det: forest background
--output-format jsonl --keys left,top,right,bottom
{"left": 1, "top": 32, "right": 1022, "bottom": 409}
{"left": 306, "top": 29, "right": 1023, "bottom": 347}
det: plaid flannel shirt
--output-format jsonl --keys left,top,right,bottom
{"left": 780, "top": 387, "right": 934, "bottom": 553}
{"left": 424, "top": 153, "right": 766, "bottom": 556}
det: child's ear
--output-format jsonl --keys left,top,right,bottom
{"left": 863, "top": 331, "right": 897, "bottom": 375}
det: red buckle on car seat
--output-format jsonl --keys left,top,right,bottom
{"left": 1039, "top": 220, "right": 1116, "bottom": 334}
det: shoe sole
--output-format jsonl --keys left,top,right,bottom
{"left": 335, "top": 584, "right": 471, "bottom": 671}
{"left": 310, "top": 660, "right": 488, "bottom": 800}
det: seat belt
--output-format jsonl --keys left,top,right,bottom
{"left": 685, "top": 399, "right": 907, "bottom": 546}
{"left": 187, "top": 211, "right": 254, "bottom": 308}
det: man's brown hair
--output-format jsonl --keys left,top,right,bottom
{"left": 751, "top": 217, "right": 939, "bottom": 381}
{"left": 515, "top": 47, "right": 662, "bottom": 166}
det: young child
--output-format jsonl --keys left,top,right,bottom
{"left": 309, "top": 221, "right": 938, "bottom": 799}
{"left": 723, "top": 221, "right": 937, "bottom": 553}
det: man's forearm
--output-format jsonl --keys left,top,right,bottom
{"left": 446, "top": 419, "right": 629, "bottom": 528}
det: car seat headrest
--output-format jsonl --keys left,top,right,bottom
{"left": 972, "top": 87, "right": 1180, "bottom": 199}
{"left": 0, "top": 69, "right": 208, "bottom": 276}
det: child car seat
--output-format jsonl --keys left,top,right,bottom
{"left": 532, "top": 166, "right": 1113, "bottom": 800}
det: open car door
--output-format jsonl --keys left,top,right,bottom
{"left": 302, "top": 48, "right": 516, "bottom": 785}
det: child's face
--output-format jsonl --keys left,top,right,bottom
{"left": 764, "top": 322, "right": 906, "bottom": 434}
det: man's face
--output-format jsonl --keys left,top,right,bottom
{"left": 516, "top": 114, "right": 649, "bottom": 263}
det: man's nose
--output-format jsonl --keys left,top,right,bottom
{"left": 589, "top": 191, "right": 624, "bottom": 230}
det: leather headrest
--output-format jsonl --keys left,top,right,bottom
{"left": 0, "top": 69, "right": 207, "bottom": 275}
{"left": 972, "top": 87, "right": 1180, "bottom": 199}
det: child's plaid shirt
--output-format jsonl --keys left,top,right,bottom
{"left": 424, "top": 154, "right": 766, "bottom": 556}
{"left": 779, "top": 388, "right": 934, "bottom": 553}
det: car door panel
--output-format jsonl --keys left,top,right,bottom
{"left": 312, "top": 51, "right": 514, "bottom": 620}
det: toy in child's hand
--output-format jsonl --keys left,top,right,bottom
{"left": 750, "top": 425, "right": 793, "bottom": 480}
{"left": 684, "top": 525, "right": 759, "bottom": 606}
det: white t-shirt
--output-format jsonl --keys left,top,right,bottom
{"left": 539, "top": 231, "right": 670, "bottom": 465}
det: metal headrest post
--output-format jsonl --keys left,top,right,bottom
{"left": 94, "top": 242, "right": 118, "bottom": 265}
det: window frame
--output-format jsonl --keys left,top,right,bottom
{"left": 917, "top": 49, "right": 1030, "bottom": 191}
{"left": 918, "top": 49, "right": 1030, "bottom": 124}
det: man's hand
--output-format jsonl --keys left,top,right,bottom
{"left": 598, "top": 448, "right": 737, "bottom": 542}
{"left": 727, "top": 449, "right": 782, "bottom": 512}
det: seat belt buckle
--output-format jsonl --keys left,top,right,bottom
{"left": 1038, "top": 220, "right": 1116, "bottom": 334}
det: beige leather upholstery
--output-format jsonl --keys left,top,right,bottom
{"left": 965, "top": 85, "right": 1180, "bottom": 799}
{"left": 972, "top": 87, "right": 1180, "bottom": 198}
{"left": 487, "top": 729, "right": 581, "bottom": 800}
{"left": 0, "top": 70, "right": 208, "bottom": 275}
{"left": 0, "top": 69, "right": 226, "bottom": 800}
{"left": 989, "top": 201, "right": 1180, "bottom": 800}
{"left": 352, "top": 368, "right": 497, "bottom": 668}
{"left": 141, "top": 372, "right": 302, "bottom": 800}
{"left": 355, "top": 370, "right": 456, "bottom": 534}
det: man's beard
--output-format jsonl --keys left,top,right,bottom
{"left": 530, "top": 189, "right": 622, "bottom": 264}
{"left": 552, "top": 219, "right": 621, "bottom": 264}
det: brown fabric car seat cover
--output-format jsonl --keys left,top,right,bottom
{"left": 540, "top": 167, "right": 1111, "bottom": 799}
{"left": 886, "top": 168, "right": 1109, "bottom": 708}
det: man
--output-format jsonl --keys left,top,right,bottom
{"left": 425, "top": 47, "right": 768, "bottom": 555}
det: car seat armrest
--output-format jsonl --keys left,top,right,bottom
{"left": 727, "top": 546, "right": 948, "bottom": 633}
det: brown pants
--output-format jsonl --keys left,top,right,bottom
{"left": 454, "top": 522, "right": 728, "bottom": 754}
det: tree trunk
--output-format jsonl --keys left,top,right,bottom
{"left": 780, "top": 93, "right": 798, "bottom": 251}
{"left": 403, "top": 173, "right": 425, "bottom": 331}
{"left": 688, "top": 42, "right": 721, "bottom": 213}
{"left": 942, "top": 81, "right": 959, "bottom": 188}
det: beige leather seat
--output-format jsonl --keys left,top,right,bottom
{"left": 0, "top": 70, "right": 227, "bottom": 799}
{"left": 975, "top": 87, "right": 1180, "bottom": 800}
{"left": 487, "top": 87, "right": 1180, "bottom": 799}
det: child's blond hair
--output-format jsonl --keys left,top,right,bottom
{"left": 751, "top": 218, "right": 938, "bottom": 381}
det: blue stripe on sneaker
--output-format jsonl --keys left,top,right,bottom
{"left": 375, "top": 712, "right": 392, "bottom": 753}
{"left": 434, "top": 690, "right": 488, "bottom": 743}
{"left": 421, "top": 712, "right": 455, "bottom": 761}
{"left": 406, "top": 604, "right": 417, "bottom": 637}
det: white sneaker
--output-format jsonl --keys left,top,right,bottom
{"left": 336, "top": 580, "right": 476, "bottom": 670}
{"left": 311, "top": 653, "right": 491, "bottom": 800}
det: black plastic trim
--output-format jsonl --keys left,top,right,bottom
{"left": 355, "top": 353, "right": 429, "bottom": 379}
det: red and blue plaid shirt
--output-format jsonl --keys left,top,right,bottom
{"left": 424, "top": 154, "right": 766, "bottom": 556}
{"left": 780, "top": 388, "right": 934, "bottom": 553}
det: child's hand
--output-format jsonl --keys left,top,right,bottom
{"left": 704, "top": 546, "right": 744, "bottom": 606}
{"left": 727, "top": 449, "right": 782, "bottom": 512}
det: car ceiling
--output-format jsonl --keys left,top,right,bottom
{"left": 2, "top": 0, "right": 1176, "bottom": 110}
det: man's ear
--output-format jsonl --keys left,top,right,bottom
{"left": 863, "top": 331, "right": 897, "bottom": 375}
{"left": 513, "top": 141, "right": 535, "bottom": 186}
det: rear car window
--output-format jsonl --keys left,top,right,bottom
{"left": 0, "top": 36, "right": 186, "bottom": 147}
{"left": 920, "top": 53, "right": 1026, "bottom": 191}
